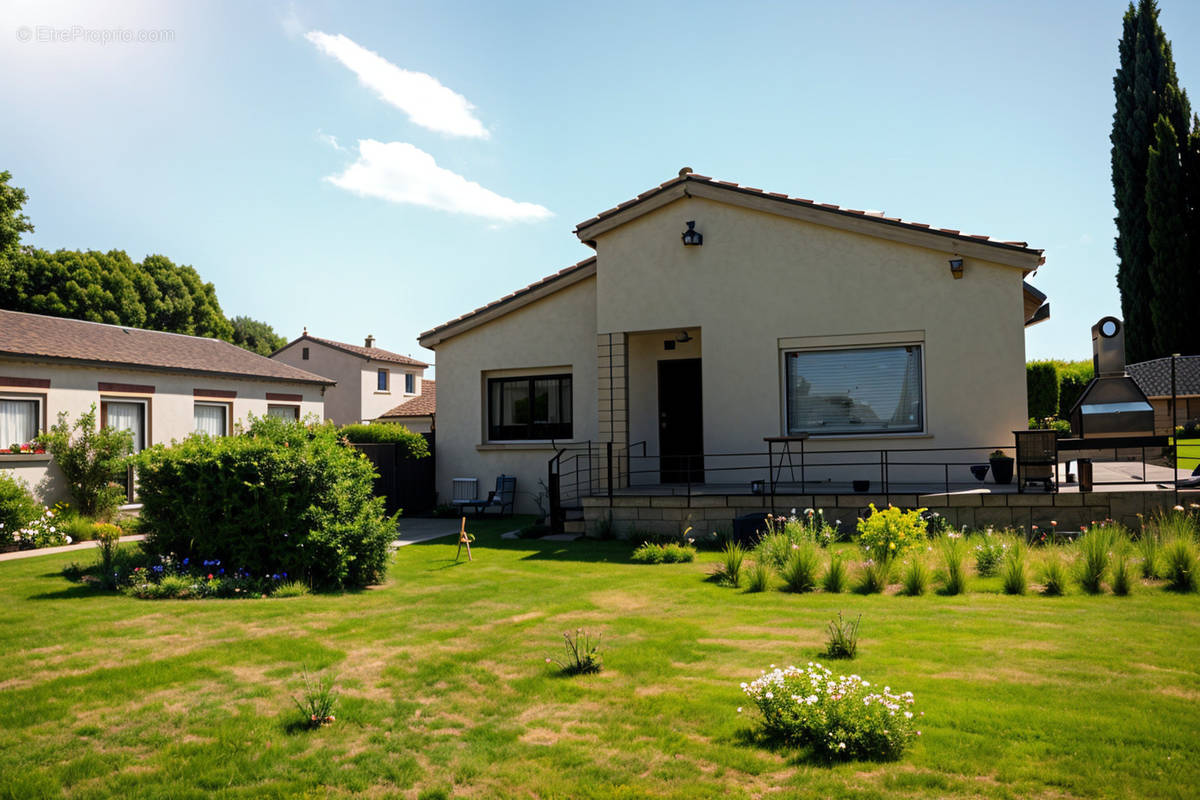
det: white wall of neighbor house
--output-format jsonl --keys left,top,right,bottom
{"left": 594, "top": 196, "right": 1030, "bottom": 465}
{"left": 359, "top": 365, "right": 421, "bottom": 423}
{"left": 0, "top": 359, "right": 324, "bottom": 504}
{"left": 432, "top": 277, "right": 599, "bottom": 514}
{"left": 273, "top": 341, "right": 358, "bottom": 423}
{"left": 384, "top": 416, "right": 433, "bottom": 434}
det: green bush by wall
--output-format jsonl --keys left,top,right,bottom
{"left": 339, "top": 423, "right": 430, "bottom": 458}
{"left": 137, "top": 416, "right": 397, "bottom": 590}
{"left": 1026, "top": 362, "right": 1060, "bottom": 420}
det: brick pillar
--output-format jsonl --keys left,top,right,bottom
{"left": 596, "top": 333, "right": 628, "bottom": 490}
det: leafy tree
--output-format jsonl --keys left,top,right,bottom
{"left": 0, "top": 170, "right": 33, "bottom": 257}
{"left": 36, "top": 405, "right": 133, "bottom": 519}
{"left": 231, "top": 315, "right": 287, "bottom": 356}
{"left": 1111, "top": 0, "right": 1192, "bottom": 362}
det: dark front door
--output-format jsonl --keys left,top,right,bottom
{"left": 658, "top": 359, "right": 704, "bottom": 483}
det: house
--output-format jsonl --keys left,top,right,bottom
{"left": 1127, "top": 355, "right": 1200, "bottom": 435}
{"left": 417, "top": 170, "right": 1048, "bottom": 515}
{"left": 0, "top": 309, "right": 332, "bottom": 504}
{"left": 377, "top": 379, "right": 436, "bottom": 433}
{"left": 271, "top": 332, "right": 429, "bottom": 425}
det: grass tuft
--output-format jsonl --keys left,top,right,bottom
{"left": 778, "top": 543, "right": 821, "bottom": 593}
{"left": 900, "top": 557, "right": 930, "bottom": 596}
{"left": 822, "top": 553, "right": 848, "bottom": 593}
{"left": 939, "top": 535, "right": 969, "bottom": 595}
{"left": 823, "top": 612, "right": 860, "bottom": 659}
{"left": 715, "top": 542, "right": 746, "bottom": 587}
{"left": 1001, "top": 542, "right": 1028, "bottom": 595}
{"left": 1162, "top": 536, "right": 1198, "bottom": 593}
{"left": 744, "top": 560, "right": 771, "bottom": 593}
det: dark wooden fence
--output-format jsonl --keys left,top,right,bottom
{"left": 353, "top": 433, "right": 435, "bottom": 515}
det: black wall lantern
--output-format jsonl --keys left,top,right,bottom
{"left": 949, "top": 257, "right": 964, "bottom": 279}
{"left": 681, "top": 220, "right": 703, "bottom": 246}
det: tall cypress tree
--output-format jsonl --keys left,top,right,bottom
{"left": 1110, "top": 0, "right": 1190, "bottom": 362}
{"left": 1146, "top": 115, "right": 1190, "bottom": 355}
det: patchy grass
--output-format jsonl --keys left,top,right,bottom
{"left": 0, "top": 522, "right": 1198, "bottom": 798}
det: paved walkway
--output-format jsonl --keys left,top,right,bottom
{"left": 0, "top": 534, "right": 146, "bottom": 563}
{"left": 393, "top": 517, "right": 464, "bottom": 547}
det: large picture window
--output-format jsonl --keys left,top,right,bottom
{"left": 0, "top": 397, "right": 40, "bottom": 446}
{"left": 488, "top": 374, "right": 572, "bottom": 441}
{"left": 784, "top": 345, "right": 923, "bottom": 435}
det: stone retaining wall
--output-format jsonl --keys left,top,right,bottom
{"left": 577, "top": 490, "right": 1194, "bottom": 538}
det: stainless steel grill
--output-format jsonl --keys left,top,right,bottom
{"left": 1069, "top": 317, "right": 1155, "bottom": 439}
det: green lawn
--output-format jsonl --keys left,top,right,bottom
{"left": 1, "top": 522, "right": 1198, "bottom": 799}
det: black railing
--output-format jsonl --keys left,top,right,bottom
{"left": 546, "top": 438, "right": 1186, "bottom": 531}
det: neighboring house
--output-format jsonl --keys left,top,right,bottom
{"left": 0, "top": 309, "right": 332, "bottom": 504}
{"left": 378, "top": 379, "right": 436, "bottom": 433}
{"left": 272, "top": 332, "right": 429, "bottom": 425}
{"left": 418, "top": 170, "right": 1048, "bottom": 514}
{"left": 1127, "top": 355, "right": 1200, "bottom": 435}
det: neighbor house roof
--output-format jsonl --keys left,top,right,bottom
{"left": 278, "top": 334, "right": 429, "bottom": 368}
{"left": 378, "top": 380, "right": 436, "bottom": 419}
{"left": 1127, "top": 356, "right": 1200, "bottom": 398}
{"left": 0, "top": 309, "right": 334, "bottom": 385}
{"left": 575, "top": 170, "right": 1046, "bottom": 271}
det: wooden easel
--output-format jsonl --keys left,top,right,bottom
{"left": 455, "top": 517, "right": 474, "bottom": 562}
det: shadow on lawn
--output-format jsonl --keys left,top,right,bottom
{"left": 405, "top": 532, "right": 638, "bottom": 565}
{"left": 728, "top": 727, "right": 899, "bottom": 767}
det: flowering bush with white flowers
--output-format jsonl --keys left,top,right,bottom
{"left": 740, "top": 662, "right": 920, "bottom": 760}
{"left": 11, "top": 506, "right": 71, "bottom": 549}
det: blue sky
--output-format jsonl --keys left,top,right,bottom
{"left": 2, "top": 0, "right": 1198, "bottom": 368}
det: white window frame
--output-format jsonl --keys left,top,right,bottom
{"left": 193, "top": 401, "right": 231, "bottom": 437}
{"left": 779, "top": 343, "right": 927, "bottom": 439}
{"left": 0, "top": 393, "right": 45, "bottom": 451}
{"left": 267, "top": 404, "right": 300, "bottom": 421}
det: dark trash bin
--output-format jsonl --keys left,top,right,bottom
{"left": 1077, "top": 458, "right": 1093, "bottom": 493}
{"left": 732, "top": 512, "right": 771, "bottom": 546}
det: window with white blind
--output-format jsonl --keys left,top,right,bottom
{"left": 102, "top": 399, "right": 147, "bottom": 452}
{"left": 0, "top": 397, "right": 40, "bottom": 447}
{"left": 784, "top": 345, "right": 924, "bottom": 436}
{"left": 267, "top": 404, "right": 300, "bottom": 421}
{"left": 193, "top": 403, "right": 229, "bottom": 436}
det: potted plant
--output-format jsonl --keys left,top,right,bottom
{"left": 988, "top": 449, "right": 1014, "bottom": 485}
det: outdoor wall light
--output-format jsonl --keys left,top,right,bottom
{"left": 676, "top": 330, "right": 693, "bottom": 343}
{"left": 949, "top": 258, "right": 964, "bottom": 279}
{"left": 681, "top": 220, "right": 703, "bottom": 246}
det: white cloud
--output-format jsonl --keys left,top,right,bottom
{"left": 316, "top": 130, "right": 345, "bottom": 151}
{"left": 306, "top": 31, "right": 488, "bottom": 139}
{"left": 326, "top": 140, "right": 552, "bottom": 223}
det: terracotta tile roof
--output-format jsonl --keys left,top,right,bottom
{"left": 379, "top": 380, "right": 436, "bottom": 418}
{"left": 1128, "top": 356, "right": 1200, "bottom": 397}
{"left": 574, "top": 172, "right": 1044, "bottom": 258}
{"left": 418, "top": 256, "right": 597, "bottom": 342}
{"left": 294, "top": 335, "right": 429, "bottom": 368}
{"left": 0, "top": 309, "right": 334, "bottom": 385}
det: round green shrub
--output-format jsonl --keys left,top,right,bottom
{"left": 0, "top": 470, "right": 41, "bottom": 535}
{"left": 136, "top": 416, "right": 397, "bottom": 591}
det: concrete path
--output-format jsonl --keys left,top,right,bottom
{"left": 392, "top": 517, "right": 465, "bottom": 547}
{"left": 0, "top": 534, "right": 146, "bottom": 563}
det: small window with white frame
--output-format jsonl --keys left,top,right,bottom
{"left": 101, "top": 398, "right": 149, "bottom": 452}
{"left": 405, "top": 373, "right": 415, "bottom": 394}
{"left": 0, "top": 394, "right": 43, "bottom": 451}
{"left": 783, "top": 344, "right": 924, "bottom": 436}
{"left": 377, "top": 369, "right": 390, "bottom": 392}
{"left": 193, "top": 402, "right": 230, "bottom": 436}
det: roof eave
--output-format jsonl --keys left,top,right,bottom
{"left": 0, "top": 351, "right": 337, "bottom": 387}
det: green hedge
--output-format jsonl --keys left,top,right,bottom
{"left": 339, "top": 423, "right": 430, "bottom": 457}
{"left": 1056, "top": 360, "right": 1094, "bottom": 417}
{"left": 0, "top": 470, "right": 40, "bottom": 533}
{"left": 1026, "top": 362, "right": 1060, "bottom": 420}
{"left": 136, "top": 416, "right": 397, "bottom": 590}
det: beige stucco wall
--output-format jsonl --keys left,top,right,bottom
{"left": 431, "top": 277, "right": 599, "bottom": 514}
{"left": 273, "top": 340, "right": 423, "bottom": 425}
{"left": 595, "top": 196, "right": 1030, "bottom": 472}
{"left": 0, "top": 359, "right": 325, "bottom": 505}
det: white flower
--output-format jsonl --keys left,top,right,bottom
{"left": 764, "top": 692, "right": 773, "bottom": 700}
{"left": 736, "top": 707, "right": 742, "bottom": 713}
{"left": 64, "top": 536, "right": 72, "bottom": 544}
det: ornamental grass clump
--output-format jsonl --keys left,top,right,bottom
{"left": 779, "top": 543, "right": 821, "bottom": 593}
{"left": 1001, "top": 542, "right": 1028, "bottom": 595}
{"left": 822, "top": 554, "right": 848, "bottom": 594}
{"left": 938, "top": 534, "right": 969, "bottom": 595}
{"left": 293, "top": 667, "right": 337, "bottom": 729}
{"left": 745, "top": 560, "right": 771, "bottom": 593}
{"left": 1040, "top": 553, "right": 1069, "bottom": 596}
{"left": 900, "top": 557, "right": 930, "bottom": 596}
{"left": 854, "top": 559, "right": 891, "bottom": 594}
{"left": 740, "top": 662, "right": 919, "bottom": 760}
{"left": 1162, "top": 537, "right": 1198, "bottom": 593}
{"left": 546, "top": 629, "right": 602, "bottom": 675}
{"left": 1110, "top": 552, "right": 1134, "bottom": 596}
{"left": 1075, "top": 527, "right": 1116, "bottom": 594}
{"left": 715, "top": 542, "right": 746, "bottom": 587}
{"left": 824, "top": 612, "right": 860, "bottom": 659}
{"left": 1137, "top": 532, "right": 1161, "bottom": 579}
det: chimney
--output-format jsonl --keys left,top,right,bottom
{"left": 364, "top": 335, "right": 376, "bottom": 349}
